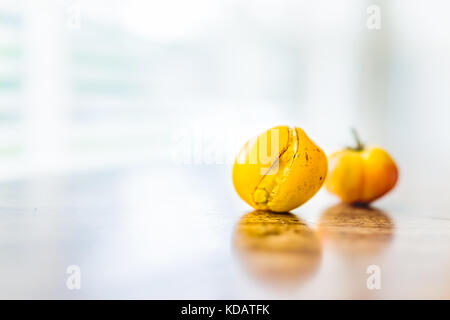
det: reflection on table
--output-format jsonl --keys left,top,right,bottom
{"left": 233, "top": 211, "right": 321, "bottom": 288}
{"left": 317, "top": 203, "right": 394, "bottom": 256}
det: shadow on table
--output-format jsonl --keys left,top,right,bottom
{"left": 233, "top": 210, "right": 322, "bottom": 289}
{"left": 317, "top": 203, "right": 395, "bottom": 256}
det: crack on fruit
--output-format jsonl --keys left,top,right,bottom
{"left": 252, "top": 127, "right": 300, "bottom": 209}
{"left": 253, "top": 131, "right": 291, "bottom": 191}
{"left": 253, "top": 189, "right": 269, "bottom": 204}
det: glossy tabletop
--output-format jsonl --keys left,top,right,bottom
{"left": 0, "top": 164, "right": 449, "bottom": 299}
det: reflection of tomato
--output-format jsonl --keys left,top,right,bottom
{"left": 234, "top": 211, "right": 322, "bottom": 286}
{"left": 326, "top": 130, "right": 399, "bottom": 204}
{"left": 232, "top": 126, "right": 328, "bottom": 212}
{"left": 317, "top": 203, "right": 394, "bottom": 255}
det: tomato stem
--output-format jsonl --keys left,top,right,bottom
{"left": 351, "top": 128, "right": 364, "bottom": 151}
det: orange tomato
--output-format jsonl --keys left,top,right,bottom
{"left": 326, "top": 130, "right": 399, "bottom": 204}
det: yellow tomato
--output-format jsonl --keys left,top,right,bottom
{"left": 326, "top": 130, "right": 399, "bottom": 204}
{"left": 232, "top": 126, "right": 328, "bottom": 212}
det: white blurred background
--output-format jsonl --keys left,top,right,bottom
{"left": 1, "top": 0, "right": 450, "bottom": 211}
{"left": 1, "top": 0, "right": 450, "bottom": 299}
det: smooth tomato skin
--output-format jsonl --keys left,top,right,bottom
{"left": 326, "top": 147, "right": 398, "bottom": 204}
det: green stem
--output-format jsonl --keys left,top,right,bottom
{"left": 351, "top": 128, "right": 364, "bottom": 151}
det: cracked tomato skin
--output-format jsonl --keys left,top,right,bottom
{"left": 326, "top": 147, "right": 399, "bottom": 204}
{"left": 232, "top": 126, "right": 328, "bottom": 212}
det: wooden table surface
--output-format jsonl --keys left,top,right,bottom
{"left": 0, "top": 165, "right": 449, "bottom": 299}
